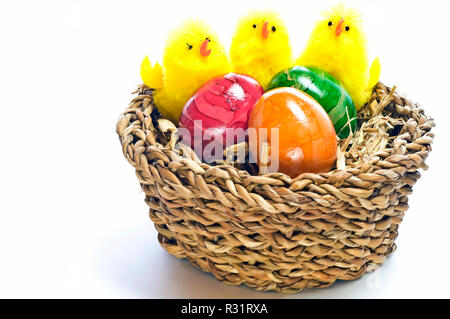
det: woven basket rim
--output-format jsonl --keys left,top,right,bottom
{"left": 117, "top": 82, "right": 435, "bottom": 189}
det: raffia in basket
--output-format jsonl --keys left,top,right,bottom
{"left": 116, "top": 82, "right": 435, "bottom": 293}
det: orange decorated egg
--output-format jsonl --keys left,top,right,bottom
{"left": 248, "top": 87, "right": 337, "bottom": 177}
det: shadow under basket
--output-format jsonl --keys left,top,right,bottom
{"left": 116, "top": 82, "right": 435, "bottom": 293}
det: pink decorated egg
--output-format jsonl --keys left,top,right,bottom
{"left": 179, "top": 73, "right": 264, "bottom": 162}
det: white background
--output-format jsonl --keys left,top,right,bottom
{"left": 1, "top": 0, "right": 449, "bottom": 298}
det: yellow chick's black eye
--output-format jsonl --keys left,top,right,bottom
{"left": 271, "top": 26, "right": 276, "bottom": 32}
{"left": 186, "top": 43, "right": 193, "bottom": 50}
{"left": 252, "top": 24, "right": 257, "bottom": 28}
{"left": 206, "top": 37, "right": 211, "bottom": 42}
{"left": 328, "top": 21, "right": 333, "bottom": 27}
{"left": 345, "top": 26, "right": 350, "bottom": 31}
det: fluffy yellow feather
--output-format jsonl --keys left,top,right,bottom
{"left": 296, "top": 4, "right": 381, "bottom": 110}
{"left": 140, "top": 19, "right": 231, "bottom": 123}
{"left": 230, "top": 10, "right": 292, "bottom": 89}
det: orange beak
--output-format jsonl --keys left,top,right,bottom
{"left": 262, "top": 21, "right": 269, "bottom": 39}
{"left": 200, "top": 39, "right": 211, "bottom": 57}
{"left": 335, "top": 18, "right": 345, "bottom": 37}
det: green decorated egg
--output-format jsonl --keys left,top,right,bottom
{"left": 267, "top": 66, "right": 357, "bottom": 139}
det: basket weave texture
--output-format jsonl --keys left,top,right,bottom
{"left": 116, "top": 82, "right": 435, "bottom": 293}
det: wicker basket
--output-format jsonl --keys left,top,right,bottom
{"left": 116, "top": 82, "right": 435, "bottom": 293}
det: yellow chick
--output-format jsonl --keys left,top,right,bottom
{"left": 296, "top": 4, "right": 381, "bottom": 110}
{"left": 141, "top": 19, "right": 231, "bottom": 123}
{"left": 230, "top": 10, "right": 293, "bottom": 89}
